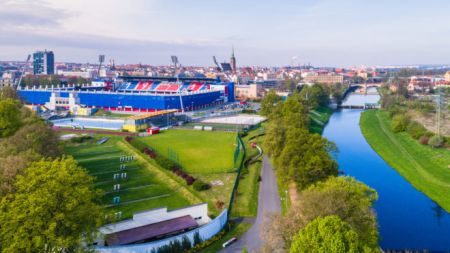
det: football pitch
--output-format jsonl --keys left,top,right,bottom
{"left": 134, "top": 129, "right": 238, "bottom": 174}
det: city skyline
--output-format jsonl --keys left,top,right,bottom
{"left": 1, "top": 0, "right": 450, "bottom": 67}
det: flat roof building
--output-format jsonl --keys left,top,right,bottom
{"left": 33, "top": 50, "right": 54, "bottom": 75}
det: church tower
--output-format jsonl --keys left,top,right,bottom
{"left": 230, "top": 46, "right": 237, "bottom": 73}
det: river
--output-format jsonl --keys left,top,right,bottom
{"left": 322, "top": 92, "right": 450, "bottom": 251}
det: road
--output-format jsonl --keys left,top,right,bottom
{"left": 220, "top": 155, "right": 281, "bottom": 253}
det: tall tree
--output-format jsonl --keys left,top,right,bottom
{"left": 281, "top": 95, "right": 308, "bottom": 130}
{"left": 0, "top": 99, "right": 22, "bottom": 137}
{"left": 290, "top": 216, "right": 374, "bottom": 253}
{"left": 260, "top": 90, "right": 282, "bottom": 116}
{"left": 0, "top": 157, "right": 104, "bottom": 253}
{"left": 3, "top": 123, "right": 62, "bottom": 158}
{"left": 297, "top": 177, "right": 379, "bottom": 248}
{"left": 276, "top": 128, "right": 338, "bottom": 189}
{"left": 261, "top": 177, "right": 379, "bottom": 251}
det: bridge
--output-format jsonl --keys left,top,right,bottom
{"left": 339, "top": 103, "right": 380, "bottom": 109}
{"left": 349, "top": 83, "right": 382, "bottom": 95}
{"left": 338, "top": 83, "right": 381, "bottom": 109}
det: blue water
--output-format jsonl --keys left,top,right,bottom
{"left": 322, "top": 108, "right": 450, "bottom": 251}
{"left": 52, "top": 117, "right": 125, "bottom": 130}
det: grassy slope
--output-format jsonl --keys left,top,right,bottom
{"left": 360, "top": 110, "right": 450, "bottom": 211}
{"left": 309, "top": 106, "right": 333, "bottom": 134}
{"left": 134, "top": 129, "right": 236, "bottom": 174}
{"left": 231, "top": 126, "right": 265, "bottom": 217}
{"left": 65, "top": 135, "right": 192, "bottom": 219}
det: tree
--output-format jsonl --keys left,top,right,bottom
{"left": 0, "top": 99, "right": 22, "bottom": 137}
{"left": 0, "top": 151, "right": 40, "bottom": 196}
{"left": 282, "top": 78, "right": 298, "bottom": 92}
{"left": 296, "top": 177, "right": 379, "bottom": 248}
{"left": 281, "top": 95, "right": 308, "bottom": 130}
{"left": 261, "top": 177, "right": 379, "bottom": 251}
{"left": 0, "top": 87, "right": 20, "bottom": 101}
{"left": 3, "top": 122, "right": 62, "bottom": 158}
{"left": 261, "top": 90, "right": 282, "bottom": 116}
{"left": 264, "top": 103, "right": 286, "bottom": 158}
{"left": 181, "top": 235, "right": 192, "bottom": 251}
{"left": 275, "top": 128, "right": 338, "bottom": 189}
{"left": 0, "top": 157, "right": 104, "bottom": 253}
{"left": 299, "top": 84, "right": 329, "bottom": 110}
{"left": 290, "top": 216, "right": 374, "bottom": 253}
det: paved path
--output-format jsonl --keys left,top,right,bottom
{"left": 220, "top": 155, "right": 281, "bottom": 253}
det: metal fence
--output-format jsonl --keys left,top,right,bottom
{"left": 227, "top": 134, "right": 246, "bottom": 221}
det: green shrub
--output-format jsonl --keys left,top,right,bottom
{"left": 391, "top": 114, "right": 410, "bottom": 133}
{"left": 70, "top": 135, "right": 93, "bottom": 143}
{"left": 192, "top": 179, "right": 210, "bottom": 191}
{"left": 406, "top": 121, "right": 427, "bottom": 139}
{"left": 428, "top": 136, "right": 444, "bottom": 148}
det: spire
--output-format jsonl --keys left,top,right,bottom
{"left": 231, "top": 45, "right": 235, "bottom": 58}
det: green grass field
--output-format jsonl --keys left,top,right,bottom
{"left": 309, "top": 106, "right": 333, "bottom": 134}
{"left": 360, "top": 110, "right": 450, "bottom": 212}
{"left": 65, "top": 136, "right": 192, "bottom": 219}
{"left": 134, "top": 129, "right": 237, "bottom": 174}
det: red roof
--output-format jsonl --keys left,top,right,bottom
{"left": 106, "top": 215, "right": 198, "bottom": 246}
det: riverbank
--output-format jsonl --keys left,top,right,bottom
{"left": 360, "top": 110, "right": 450, "bottom": 212}
{"left": 309, "top": 106, "right": 333, "bottom": 134}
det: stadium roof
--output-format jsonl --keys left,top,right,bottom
{"left": 105, "top": 215, "right": 198, "bottom": 246}
{"left": 118, "top": 76, "right": 218, "bottom": 82}
{"left": 127, "top": 109, "right": 178, "bottom": 121}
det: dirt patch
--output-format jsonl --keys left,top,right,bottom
{"left": 288, "top": 182, "right": 300, "bottom": 207}
{"left": 409, "top": 110, "right": 449, "bottom": 136}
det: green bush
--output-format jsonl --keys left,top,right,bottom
{"left": 70, "top": 135, "right": 93, "bottom": 143}
{"left": 192, "top": 179, "right": 211, "bottom": 191}
{"left": 391, "top": 114, "right": 410, "bottom": 133}
{"left": 406, "top": 121, "right": 427, "bottom": 139}
{"left": 428, "top": 135, "right": 444, "bottom": 148}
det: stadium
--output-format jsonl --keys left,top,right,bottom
{"left": 17, "top": 76, "right": 235, "bottom": 112}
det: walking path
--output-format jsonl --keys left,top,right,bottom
{"left": 220, "top": 155, "right": 281, "bottom": 253}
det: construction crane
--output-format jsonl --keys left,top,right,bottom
{"left": 15, "top": 54, "right": 31, "bottom": 89}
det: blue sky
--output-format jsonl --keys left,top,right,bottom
{"left": 1, "top": 0, "right": 450, "bottom": 66}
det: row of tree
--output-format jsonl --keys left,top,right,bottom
{"left": 20, "top": 75, "right": 90, "bottom": 87}
{"left": 260, "top": 91, "right": 380, "bottom": 252}
{"left": 0, "top": 87, "right": 103, "bottom": 252}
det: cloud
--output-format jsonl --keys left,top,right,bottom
{"left": 0, "top": 0, "right": 72, "bottom": 28}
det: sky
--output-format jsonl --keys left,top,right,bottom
{"left": 1, "top": 0, "right": 450, "bottom": 67}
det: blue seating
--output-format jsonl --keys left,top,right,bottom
{"left": 149, "top": 81, "right": 160, "bottom": 91}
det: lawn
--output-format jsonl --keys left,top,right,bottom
{"left": 65, "top": 135, "right": 193, "bottom": 220}
{"left": 360, "top": 110, "right": 450, "bottom": 212}
{"left": 134, "top": 129, "right": 237, "bottom": 174}
{"left": 230, "top": 129, "right": 264, "bottom": 218}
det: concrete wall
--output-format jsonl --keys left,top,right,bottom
{"left": 95, "top": 209, "right": 228, "bottom": 253}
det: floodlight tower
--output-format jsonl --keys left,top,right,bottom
{"left": 98, "top": 54, "right": 105, "bottom": 77}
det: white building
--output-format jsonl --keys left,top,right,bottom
{"left": 96, "top": 203, "right": 210, "bottom": 246}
